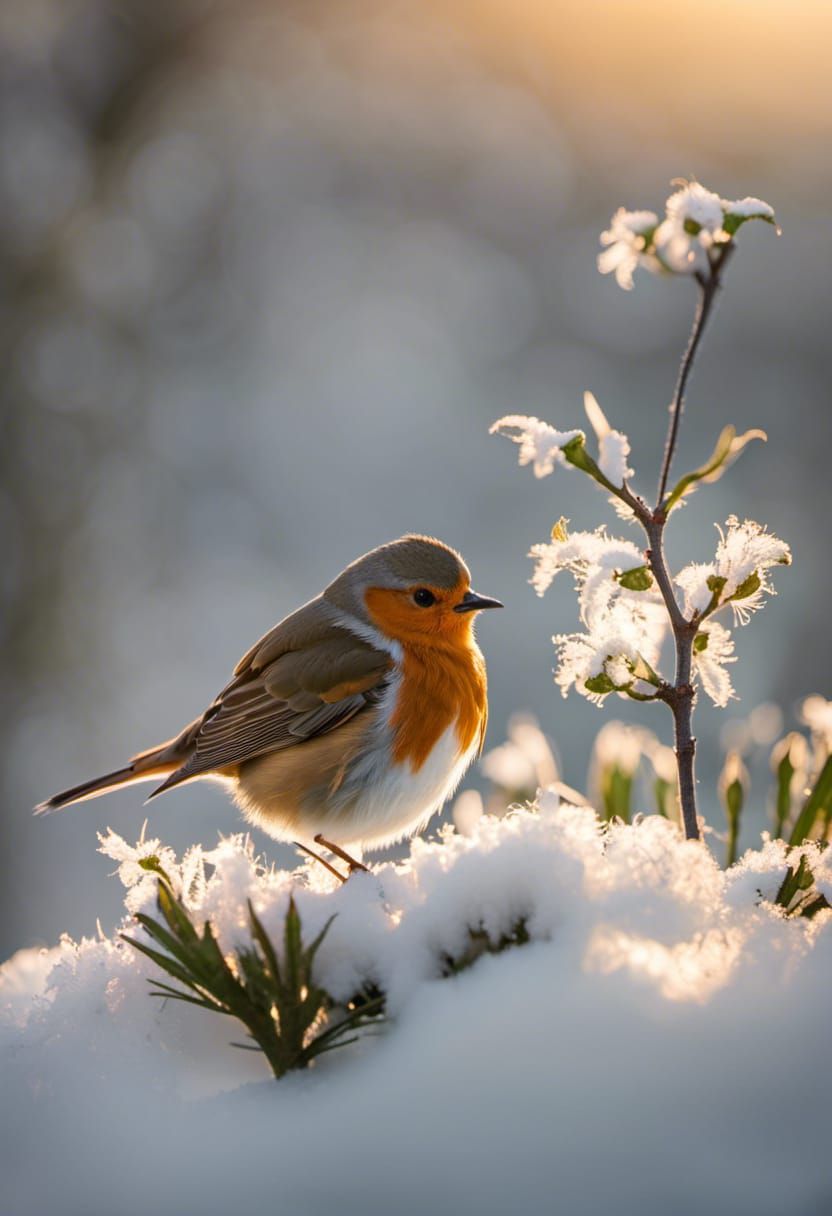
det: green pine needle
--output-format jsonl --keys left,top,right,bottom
{"left": 123, "top": 859, "right": 384, "bottom": 1080}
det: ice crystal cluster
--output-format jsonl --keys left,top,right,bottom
{"left": 2, "top": 810, "right": 831, "bottom": 1216}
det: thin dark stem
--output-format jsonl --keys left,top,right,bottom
{"left": 643, "top": 516, "right": 700, "bottom": 841}
{"left": 656, "top": 244, "right": 734, "bottom": 508}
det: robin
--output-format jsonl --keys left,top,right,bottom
{"left": 37, "top": 536, "right": 502, "bottom": 877}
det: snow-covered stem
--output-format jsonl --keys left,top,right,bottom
{"left": 656, "top": 244, "right": 734, "bottom": 507}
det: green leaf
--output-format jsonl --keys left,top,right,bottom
{"left": 722, "top": 209, "right": 777, "bottom": 237}
{"left": 632, "top": 654, "right": 662, "bottom": 687}
{"left": 138, "top": 855, "right": 175, "bottom": 887}
{"left": 788, "top": 755, "right": 832, "bottom": 846}
{"left": 585, "top": 672, "right": 617, "bottom": 696}
{"left": 561, "top": 435, "right": 617, "bottom": 493}
{"left": 664, "top": 426, "right": 766, "bottom": 512}
{"left": 600, "top": 765, "right": 633, "bottom": 825}
{"left": 616, "top": 565, "right": 653, "bottom": 592}
{"left": 729, "top": 571, "right": 761, "bottom": 602}
{"left": 693, "top": 631, "right": 709, "bottom": 654}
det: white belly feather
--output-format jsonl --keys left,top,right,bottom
{"left": 316, "top": 674, "right": 479, "bottom": 849}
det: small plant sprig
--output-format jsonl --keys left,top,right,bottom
{"left": 439, "top": 918, "right": 530, "bottom": 977}
{"left": 492, "top": 181, "right": 788, "bottom": 842}
{"left": 122, "top": 857, "right": 384, "bottom": 1080}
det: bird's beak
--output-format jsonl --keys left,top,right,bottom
{"left": 453, "top": 589, "right": 504, "bottom": 614}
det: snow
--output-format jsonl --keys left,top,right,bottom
{"left": 2, "top": 805, "right": 831, "bottom": 1216}
{"left": 722, "top": 196, "right": 776, "bottom": 220}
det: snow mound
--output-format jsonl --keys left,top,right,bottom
{"left": 2, "top": 801, "right": 830, "bottom": 1216}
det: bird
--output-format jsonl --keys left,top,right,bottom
{"left": 37, "top": 536, "right": 502, "bottom": 875}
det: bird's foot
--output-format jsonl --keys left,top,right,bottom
{"left": 314, "top": 834, "right": 368, "bottom": 876}
{"left": 294, "top": 840, "right": 348, "bottom": 884}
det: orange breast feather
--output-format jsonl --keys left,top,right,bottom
{"left": 364, "top": 588, "right": 488, "bottom": 772}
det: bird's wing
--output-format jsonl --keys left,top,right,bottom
{"left": 153, "top": 600, "right": 393, "bottom": 791}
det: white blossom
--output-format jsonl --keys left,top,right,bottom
{"left": 489, "top": 415, "right": 584, "bottom": 478}
{"left": 597, "top": 208, "right": 661, "bottom": 291}
{"left": 693, "top": 621, "right": 736, "bottom": 708}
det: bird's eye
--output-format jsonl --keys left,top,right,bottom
{"left": 413, "top": 588, "right": 436, "bottom": 607}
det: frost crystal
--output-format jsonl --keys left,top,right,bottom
{"left": 597, "top": 208, "right": 660, "bottom": 290}
{"left": 693, "top": 621, "right": 736, "bottom": 708}
{"left": 489, "top": 416, "right": 584, "bottom": 478}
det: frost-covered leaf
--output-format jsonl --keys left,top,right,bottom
{"left": 675, "top": 562, "right": 718, "bottom": 617}
{"left": 598, "top": 183, "right": 778, "bottom": 290}
{"left": 721, "top": 196, "right": 778, "bottom": 236}
{"left": 529, "top": 527, "right": 643, "bottom": 598}
{"left": 583, "top": 391, "right": 633, "bottom": 486}
{"left": 597, "top": 208, "right": 660, "bottom": 290}
{"left": 692, "top": 621, "right": 736, "bottom": 707}
{"left": 489, "top": 415, "right": 583, "bottom": 478}
{"left": 715, "top": 516, "right": 791, "bottom": 608}
{"left": 654, "top": 182, "right": 728, "bottom": 274}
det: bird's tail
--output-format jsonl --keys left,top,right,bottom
{"left": 34, "top": 746, "right": 176, "bottom": 815}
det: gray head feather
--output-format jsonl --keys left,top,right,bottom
{"left": 324, "top": 535, "right": 469, "bottom": 619}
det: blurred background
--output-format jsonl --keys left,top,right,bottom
{"left": 2, "top": 0, "right": 830, "bottom": 957}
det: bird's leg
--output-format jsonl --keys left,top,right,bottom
{"left": 314, "top": 834, "right": 368, "bottom": 875}
{"left": 294, "top": 841, "right": 348, "bottom": 884}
